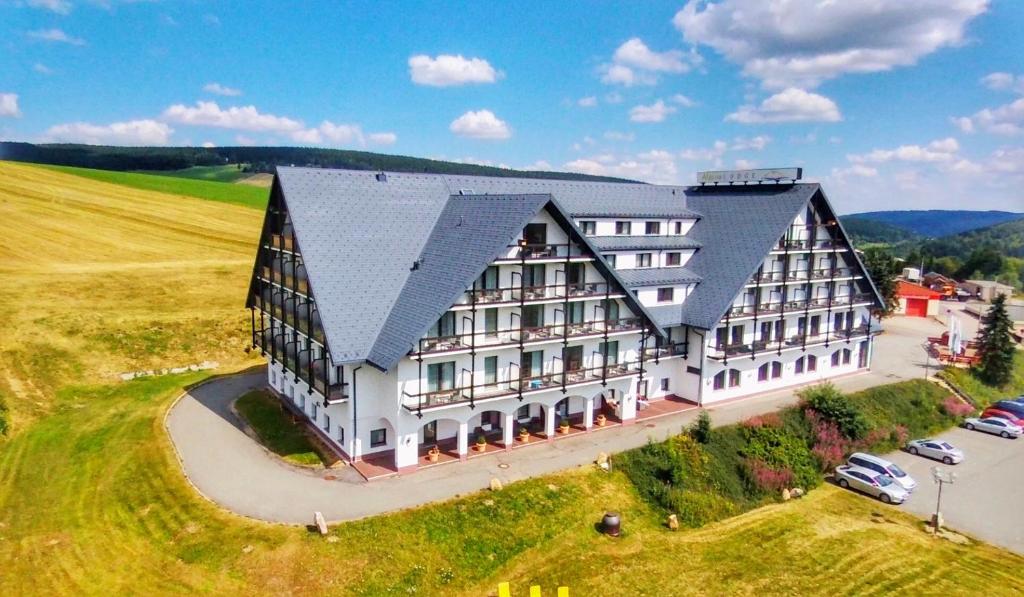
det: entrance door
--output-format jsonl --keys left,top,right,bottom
{"left": 858, "top": 340, "right": 869, "bottom": 368}
{"left": 423, "top": 420, "right": 437, "bottom": 444}
{"left": 564, "top": 345, "right": 584, "bottom": 372}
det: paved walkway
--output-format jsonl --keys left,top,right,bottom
{"left": 165, "top": 315, "right": 945, "bottom": 524}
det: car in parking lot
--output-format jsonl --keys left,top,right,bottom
{"left": 906, "top": 439, "right": 964, "bottom": 464}
{"left": 992, "top": 400, "right": 1024, "bottom": 419}
{"left": 964, "top": 416, "right": 1023, "bottom": 439}
{"left": 834, "top": 464, "right": 909, "bottom": 504}
{"left": 847, "top": 452, "right": 917, "bottom": 492}
{"left": 981, "top": 407, "right": 1024, "bottom": 428}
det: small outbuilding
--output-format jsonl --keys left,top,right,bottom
{"left": 895, "top": 280, "right": 941, "bottom": 317}
{"left": 960, "top": 280, "right": 1015, "bottom": 303}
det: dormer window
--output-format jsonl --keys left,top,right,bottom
{"left": 665, "top": 252, "right": 681, "bottom": 266}
{"left": 645, "top": 222, "right": 661, "bottom": 235}
{"left": 674, "top": 221, "right": 682, "bottom": 235}
{"left": 615, "top": 221, "right": 631, "bottom": 235}
{"left": 637, "top": 253, "right": 652, "bottom": 268}
{"left": 579, "top": 220, "right": 596, "bottom": 235}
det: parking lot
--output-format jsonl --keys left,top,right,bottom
{"left": 882, "top": 426, "right": 1024, "bottom": 554}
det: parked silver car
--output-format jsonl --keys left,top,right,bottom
{"left": 834, "top": 464, "right": 910, "bottom": 504}
{"left": 906, "top": 439, "right": 964, "bottom": 464}
{"left": 847, "top": 452, "right": 917, "bottom": 492}
{"left": 964, "top": 417, "right": 1023, "bottom": 439}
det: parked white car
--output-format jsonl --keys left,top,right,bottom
{"left": 906, "top": 439, "right": 964, "bottom": 464}
{"left": 964, "top": 417, "right": 1023, "bottom": 439}
{"left": 847, "top": 452, "right": 917, "bottom": 492}
{"left": 834, "top": 465, "right": 910, "bottom": 504}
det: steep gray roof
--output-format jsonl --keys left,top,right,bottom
{"left": 617, "top": 267, "right": 702, "bottom": 286}
{"left": 590, "top": 236, "right": 702, "bottom": 251}
{"left": 676, "top": 184, "right": 821, "bottom": 330}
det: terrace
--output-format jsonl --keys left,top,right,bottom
{"left": 412, "top": 317, "right": 644, "bottom": 356}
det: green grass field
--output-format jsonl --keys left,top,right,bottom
{"left": 136, "top": 164, "right": 254, "bottom": 183}
{"left": 1, "top": 161, "right": 1022, "bottom": 595}
{"left": 36, "top": 163, "right": 269, "bottom": 209}
{"left": 235, "top": 390, "right": 326, "bottom": 466}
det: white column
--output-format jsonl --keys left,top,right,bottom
{"left": 502, "top": 413, "right": 515, "bottom": 448}
{"left": 395, "top": 430, "right": 419, "bottom": 471}
{"left": 621, "top": 389, "right": 637, "bottom": 424}
{"left": 544, "top": 404, "right": 556, "bottom": 439}
{"left": 347, "top": 404, "right": 358, "bottom": 462}
{"left": 583, "top": 397, "right": 595, "bottom": 430}
{"left": 457, "top": 421, "right": 469, "bottom": 458}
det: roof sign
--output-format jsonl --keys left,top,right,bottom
{"left": 697, "top": 167, "right": 802, "bottom": 185}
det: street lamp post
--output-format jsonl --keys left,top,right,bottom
{"left": 922, "top": 342, "right": 932, "bottom": 379}
{"left": 931, "top": 466, "right": 956, "bottom": 531}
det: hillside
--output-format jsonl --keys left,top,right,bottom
{"left": 0, "top": 141, "right": 634, "bottom": 183}
{"left": 921, "top": 217, "right": 1024, "bottom": 259}
{"left": 845, "top": 209, "right": 1023, "bottom": 237}
{"left": 840, "top": 216, "right": 921, "bottom": 245}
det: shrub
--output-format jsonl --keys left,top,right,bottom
{"left": 942, "top": 396, "right": 975, "bottom": 417}
{"left": 806, "top": 409, "right": 851, "bottom": 471}
{"left": 690, "top": 409, "right": 712, "bottom": 444}
{"left": 741, "top": 424, "right": 820, "bottom": 491}
{"left": 800, "top": 383, "right": 869, "bottom": 439}
{"left": 741, "top": 413, "right": 783, "bottom": 429}
{"left": 743, "top": 459, "right": 795, "bottom": 492}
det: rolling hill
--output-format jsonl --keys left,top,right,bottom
{"left": 844, "top": 209, "right": 1023, "bottom": 238}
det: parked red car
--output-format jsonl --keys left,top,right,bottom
{"left": 981, "top": 408, "right": 1024, "bottom": 428}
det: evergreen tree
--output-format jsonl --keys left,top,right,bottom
{"left": 976, "top": 294, "right": 1015, "bottom": 386}
{"left": 862, "top": 248, "right": 900, "bottom": 316}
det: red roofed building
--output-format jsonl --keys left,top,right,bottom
{"left": 895, "top": 280, "right": 941, "bottom": 317}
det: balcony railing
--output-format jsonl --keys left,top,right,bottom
{"left": 457, "top": 282, "right": 622, "bottom": 307}
{"left": 494, "top": 243, "right": 590, "bottom": 262}
{"left": 261, "top": 265, "right": 309, "bottom": 294}
{"left": 643, "top": 343, "right": 687, "bottom": 359}
{"left": 267, "top": 233, "right": 296, "bottom": 252}
{"left": 749, "top": 266, "right": 858, "bottom": 286}
{"left": 414, "top": 317, "right": 644, "bottom": 355}
{"left": 401, "top": 361, "right": 641, "bottom": 412}
{"left": 708, "top": 325, "right": 872, "bottom": 359}
{"left": 727, "top": 293, "right": 874, "bottom": 318}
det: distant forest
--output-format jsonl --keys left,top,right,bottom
{"left": 0, "top": 142, "right": 634, "bottom": 183}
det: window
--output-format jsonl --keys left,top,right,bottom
{"left": 645, "top": 222, "right": 661, "bottom": 235}
{"left": 657, "top": 287, "right": 674, "bottom": 302}
{"left": 674, "top": 221, "right": 682, "bottom": 235}
{"left": 758, "top": 363, "right": 769, "bottom": 381}
{"left": 299, "top": 393, "right": 306, "bottom": 409}
{"left": 795, "top": 356, "right": 805, "bottom": 374}
{"left": 311, "top": 403, "right": 318, "bottom": 420}
{"left": 604, "top": 254, "right": 616, "bottom": 268}
{"left": 484, "top": 356, "right": 498, "bottom": 385}
{"left": 323, "top": 413, "right": 330, "bottom": 432}
{"left": 427, "top": 361, "right": 455, "bottom": 392}
{"left": 523, "top": 223, "right": 547, "bottom": 245}
{"left": 831, "top": 351, "right": 841, "bottom": 367}
{"left": 730, "top": 325, "right": 744, "bottom": 346}
{"left": 370, "top": 428, "right": 387, "bottom": 448}
{"left": 579, "top": 220, "right": 596, "bottom": 235}
{"left": 660, "top": 378, "right": 670, "bottom": 391}
{"left": 665, "top": 252, "right": 681, "bottom": 266}
{"left": 715, "top": 327, "right": 728, "bottom": 350}
{"left": 428, "top": 311, "right": 456, "bottom": 338}
{"left": 477, "top": 265, "right": 499, "bottom": 290}
{"left": 808, "top": 355, "right": 817, "bottom": 372}
{"left": 517, "top": 405, "right": 530, "bottom": 420}
{"left": 484, "top": 308, "right": 498, "bottom": 336}
{"left": 771, "top": 361, "right": 782, "bottom": 379}
{"left": 615, "top": 221, "right": 631, "bottom": 235}
{"left": 522, "top": 304, "right": 544, "bottom": 328}
{"left": 637, "top": 253, "right": 652, "bottom": 268}
{"left": 713, "top": 371, "right": 726, "bottom": 390}
{"left": 599, "top": 340, "right": 619, "bottom": 366}
{"left": 337, "top": 425, "right": 344, "bottom": 442}
{"left": 842, "top": 349, "right": 852, "bottom": 365}
{"left": 728, "top": 369, "right": 741, "bottom": 387}
{"left": 522, "top": 350, "right": 543, "bottom": 378}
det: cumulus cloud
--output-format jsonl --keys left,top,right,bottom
{"left": 848, "top": 137, "right": 960, "bottom": 163}
{"left": 577, "top": 96, "right": 598, "bottom": 108}
{"left": 675, "top": 0, "right": 988, "bottom": 89}
{"left": 161, "top": 101, "right": 303, "bottom": 133}
{"left": 671, "top": 93, "right": 697, "bottom": 108}
{"left": 28, "top": 0, "right": 71, "bottom": 14}
{"left": 629, "top": 100, "right": 676, "bottom": 123}
{"left": 203, "top": 82, "right": 242, "bottom": 97}
{"left": 449, "top": 109, "right": 511, "bottom": 139}
{"left": 600, "top": 37, "right": 697, "bottom": 87}
{"left": 0, "top": 93, "right": 21, "bottom": 118}
{"left": 726, "top": 88, "right": 841, "bottom": 123}
{"left": 41, "top": 119, "right": 173, "bottom": 145}
{"left": 564, "top": 148, "right": 679, "bottom": 184}
{"left": 730, "top": 135, "right": 771, "bottom": 151}
{"left": 408, "top": 54, "right": 501, "bottom": 87}
{"left": 27, "top": 28, "right": 86, "bottom": 45}
{"left": 368, "top": 132, "right": 397, "bottom": 145}
{"left": 679, "top": 140, "right": 727, "bottom": 162}
{"left": 954, "top": 97, "right": 1024, "bottom": 136}
{"left": 981, "top": 72, "right": 1024, "bottom": 94}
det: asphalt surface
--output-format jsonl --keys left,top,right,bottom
{"left": 883, "top": 426, "right": 1024, "bottom": 555}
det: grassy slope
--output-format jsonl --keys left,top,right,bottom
{"left": 136, "top": 164, "right": 254, "bottom": 183}
{"left": 235, "top": 390, "right": 324, "bottom": 466}
{"left": 32, "top": 162, "right": 269, "bottom": 209}
{"left": 940, "top": 352, "right": 1024, "bottom": 407}
{"left": 0, "top": 161, "right": 1021, "bottom": 594}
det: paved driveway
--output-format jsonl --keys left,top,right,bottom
{"left": 165, "top": 315, "right": 948, "bottom": 525}
{"left": 884, "top": 427, "right": 1024, "bottom": 555}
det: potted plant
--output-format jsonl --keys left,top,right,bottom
{"left": 426, "top": 445, "right": 440, "bottom": 463}
{"left": 595, "top": 413, "right": 607, "bottom": 427}
{"left": 558, "top": 419, "right": 570, "bottom": 434}
{"left": 518, "top": 427, "right": 530, "bottom": 443}
{"left": 474, "top": 434, "right": 487, "bottom": 452}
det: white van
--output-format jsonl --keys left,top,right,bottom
{"left": 847, "top": 452, "right": 917, "bottom": 492}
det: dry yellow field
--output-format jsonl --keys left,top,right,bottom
{"left": 0, "top": 160, "right": 263, "bottom": 426}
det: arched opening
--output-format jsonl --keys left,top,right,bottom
{"left": 419, "top": 417, "right": 461, "bottom": 464}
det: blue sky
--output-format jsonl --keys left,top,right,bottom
{"left": 1, "top": 0, "right": 1023, "bottom": 213}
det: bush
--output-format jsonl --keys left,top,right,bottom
{"left": 800, "top": 383, "right": 869, "bottom": 439}
{"left": 942, "top": 396, "right": 975, "bottom": 417}
{"left": 740, "top": 424, "right": 820, "bottom": 491}
{"left": 690, "top": 409, "right": 712, "bottom": 444}
{"left": 743, "top": 459, "right": 795, "bottom": 492}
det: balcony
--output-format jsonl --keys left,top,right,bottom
{"left": 453, "top": 282, "right": 624, "bottom": 309}
{"left": 726, "top": 293, "right": 874, "bottom": 320}
{"left": 401, "top": 361, "right": 641, "bottom": 412}
{"left": 643, "top": 343, "right": 687, "bottom": 360}
{"left": 708, "top": 325, "right": 872, "bottom": 360}
{"left": 771, "top": 237, "right": 848, "bottom": 253}
{"left": 748, "top": 266, "right": 859, "bottom": 287}
{"left": 493, "top": 243, "right": 592, "bottom": 262}
{"left": 261, "top": 264, "right": 309, "bottom": 295}
{"left": 265, "top": 233, "right": 296, "bottom": 252}
{"left": 413, "top": 317, "right": 644, "bottom": 356}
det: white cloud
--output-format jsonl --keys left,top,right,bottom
{"left": 449, "top": 109, "right": 511, "bottom": 140}
{"left": 730, "top": 135, "right": 771, "bottom": 151}
{"left": 33, "top": 63, "right": 53, "bottom": 75}
{"left": 604, "top": 131, "right": 635, "bottom": 142}
{"left": 368, "top": 132, "right": 397, "bottom": 145}
{"left": 577, "top": 96, "right": 598, "bottom": 108}
{"left": 679, "top": 140, "right": 727, "bottom": 162}
{"left": 671, "top": 93, "right": 697, "bottom": 108}
{"left": 981, "top": 72, "right": 1024, "bottom": 94}
{"left": 408, "top": 54, "right": 500, "bottom": 87}
{"left": 41, "top": 119, "right": 173, "bottom": 145}
{"left": 954, "top": 97, "right": 1024, "bottom": 136}
{"left": 829, "top": 164, "right": 879, "bottom": 183}
{"left": 203, "top": 82, "right": 242, "bottom": 97}
{"left": 675, "top": 0, "right": 988, "bottom": 89}
{"left": 734, "top": 158, "right": 757, "bottom": 169}
{"left": 600, "top": 64, "right": 655, "bottom": 87}
{"left": 161, "top": 101, "right": 303, "bottom": 133}
{"left": 201, "top": 141, "right": 215, "bottom": 148}
{"left": 600, "top": 37, "right": 696, "bottom": 87}
{"left": 27, "top": 28, "right": 86, "bottom": 45}
{"left": 0, "top": 93, "right": 21, "bottom": 118}
{"left": 629, "top": 99, "right": 677, "bottom": 123}
{"left": 726, "top": 88, "right": 841, "bottom": 123}
{"left": 28, "top": 0, "right": 71, "bottom": 14}
{"left": 848, "top": 137, "right": 960, "bottom": 164}
{"left": 564, "top": 148, "right": 679, "bottom": 184}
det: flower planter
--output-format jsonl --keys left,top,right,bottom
{"left": 426, "top": 447, "right": 440, "bottom": 462}
{"left": 596, "top": 414, "right": 607, "bottom": 427}
{"left": 558, "top": 424, "right": 570, "bottom": 435}
{"left": 473, "top": 442, "right": 487, "bottom": 452}
{"left": 517, "top": 430, "right": 530, "bottom": 443}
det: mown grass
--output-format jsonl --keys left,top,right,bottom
{"left": 137, "top": 164, "right": 253, "bottom": 183}
{"left": 235, "top": 390, "right": 324, "bottom": 466}
{"left": 939, "top": 351, "right": 1024, "bottom": 407}
{"left": 0, "top": 161, "right": 1022, "bottom": 595}
{"left": 33, "top": 162, "right": 269, "bottom": 209}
